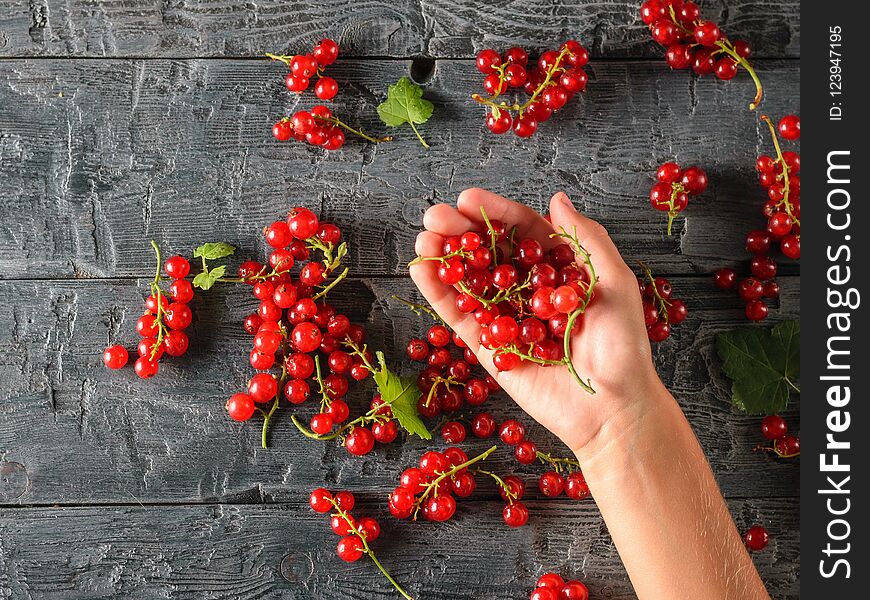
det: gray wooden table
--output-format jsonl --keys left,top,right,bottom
{"left": 0, "top": 1, "right": 799, "bottom": 598}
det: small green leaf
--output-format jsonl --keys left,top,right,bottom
{"left": 193, "top": 242, "right": 236, "bottom": 260}
{"left": 377, "top": 77, "right": 433, "bottom": 147}
{"left": 192, "top": 264, "right": 227, "bottom": 291}
{"left": 372, "top": 352, "right": 431, "bottom": 439}
{"left": 716, "top": 320, "right": 800, "bottom": 415}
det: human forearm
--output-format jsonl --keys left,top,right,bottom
{"left": 574, "top": 378, "right": 769, "bottom": 600}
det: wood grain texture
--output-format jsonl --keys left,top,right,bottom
{"left": 0, "top": 59, "right": 799, "bottom": 279}
{"left": 0, "top": 276, "right": 798, "bottom": 505}
{"left": 0, "top": 0, "right": 800, "bottom": 58}
{"left": 0, "top": 498, "right": 799, "bottom": 599}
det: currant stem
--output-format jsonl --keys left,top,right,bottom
{"left": 638, "top": 261, "right": 672, "bottom": 322}
{"left": 328, "top": 499, "right": 414, "bottom": 600}
{"left": 391, "top": 295, "right": 446, "bottom": 324}
{"left": 716, "top": 41, "right": 763, "bottom": 110}
{"left": 551, "top": 227, "right": 597, "bottom": 394}
{"left": 470, "top": 46, "right": 574, "bottom": 115}
{"left": 479, "top": 206, "right": 498, "bottom": 267}
{"left": 313, "top": 115, "right": 393, "bottom": 144}
{"left": 760, "top": 115, "right": 800, "bottom": 233}
{"left": 474, "top": 468, "right": 519, "bottom": 503}
{"left": 265, "top": 52, "right": 295, "bottom": 68}
{"left": 407, "top": 120, "right": 429, "bottom": 149}
{"left": 312, "top": 266, "right": 349, "bottom": 301}
{"left": 413, "top": 445, "right": 497, "bottom": 517}
{"left": 536, "top": 451, "right": 581, "bottom": 473}
{"left": 259, "top": 395, "right": 280, "bottom": 448}
{"left": 148, "top": 240, "right": 169, "bottom": 361}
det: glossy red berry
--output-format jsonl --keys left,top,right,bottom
{"left": 761, "top": 415, "right": 787, "bottom": 440}
{"left": 538, "top": 471, "right": 565, "bottom": 497}
{"left": 777, "top": 115, "right": 800, "bottom": 140}
{"left": 164, "top": 256, "right": 190, "bottom": 278}
{"left": 225, "top": 393, "right": 255, "bottom": 421}
{"left": 103, "top": 345, "right": 129, "bottom": 369}
{"left": 309, "top": 487, "right": 334, "bottom": 513}
{"left": 744, "top": 525, "right": 769, "bottom": 551}
{"left": 345, "top": 426, "right": 375, "bottom": 456}
{"left": 503, "top": 501, "right": 529, "bottom": 527}
{"left": 336, "top": 536, "right": 364, "bottom": 562}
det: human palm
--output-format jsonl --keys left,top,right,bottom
{"left": 409, "top": 188, "right": 659, "bottom": 455}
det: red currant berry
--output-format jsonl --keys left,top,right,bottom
{"left": 476, "top": 48, "right": 502, "bottom": 74}
{"left": 745, "top": 299, "right": 769, "bottom": 321}
{"left": 336, "top": 536, "right": 364, "bottom": 562}
{"left": 272, "top": 120, "right": 293, "bottom": 141}
{"left": 314, "top": 76, "right": 338, "bottom": 100}
{"left": 225, "top": 393, "right": 255, "bottom": 421}
{"left": 103, "top": 345, "right": 129, "bottom": 369}
{"left": 565, "top": 471, "right": 590, "bottom": 500}
{"left": 761, "top": 415, "right": 787, "bottom": 440}
{"left": 560, "top": 581, "right": 590, "bottom": 600}
{"left": 372, "top": 420, "right": 399, "bottom": 444}
{"left": 536, "top": 572, "right": 565, "bottom": 589}
{"left": 750, "top": 255, "right": 778, "bottom": 280}
{"left": 419, "top": 451, "right": 448, "bottom": 475}
{"left": 693, "top": 21, "right": 721, "bottom": 46}
{"left": 744, "top": 525, "right": 769, "bottom": 551}
{"left": 538, "top": 471, "right": 566, "bottom": 497}
{"left": 502, "top": 501, "right": 529, "bottom": 527}
{"left": 357, "top": 516, "right": 380, "bottom": 541}
{"left": 345, "top": 426, "right": 375, "bottom": 456}
{"left": 777, "top": 114, "right": 800, "bottom": 141}
{"left": 163, "top": 330, "right": 189, "bottom": 357}
{"left": 169, "top": 278, "right": 194, "bottom": 303}
{"left": 309, "top": 487, "right": 333, "bottom": 513}
{"left": 746, "top": 230, "right": 772, "bottom": 254}
{"left": 515, "top": 440, "right": 538, "bottom": 464}
{"left": 471, "top": 412, "right": 496, "bottom": 438}
{"left": 310, "top": 413, "right": 334, "bottom": 435}
{"left": 313, "top": 38, "right": 339, "bottom": 66}
{"left": 248, "top": 373, "right": 278, "bottom": 403}
{"left": 513, "top": 114, "right": 538, "bottom": 138}
{"left": 738, "top": 278, "right": 764, "bottom": 301}
{"left": 499, "top": 419, "right": 525, "bottom": 445}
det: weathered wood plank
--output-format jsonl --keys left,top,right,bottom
{"left": 0, "top": 276, "right": 799, "bottom": 505}
{"left": 0, "top": 0, "right": 800, "bottom": 59}
{"left": 0, "top": 498, "right": 800, "bottom": 599}
{"left": 0, "top": 59, "right": 799, "bottom": 279}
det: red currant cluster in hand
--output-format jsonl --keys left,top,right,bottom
{"left": 531, "top": 572, "right": 590, "bottom": 600}
{"left": 267, "top": 38, "right": 340, "bottom": 98}
{"left": 756, "top": 115, "right": 800, "bottom": 260}
{"left": 225, "top": 208, "right": 368, "bottom": 448}
{"left": 388, "top": 446, "right": 496, "bottom": 523}
{"left": 758, "top": 415, "right": 800, "bottom": 458}
{"left": 638, "top": 267, "right": 687, "bottom": 342}
{"left": 743, "top": 525, "right": 769, "bottom": 552}
{"left": 411, "top": 209, "right": 598, "bottom": 393}
{"left": 102, "top": 246, "right": 195, "bottom": 379}
{"left": 473, "top": 40, "right": 589, "bottom": 137}
{"left": 309, "top": 488, "right": 413, "bottom": 599}
{"left": 641, "top": 0, "right": 763, "bottom": 109}
{"left": 648, "top": 162, "right": 708, "bottom": 235}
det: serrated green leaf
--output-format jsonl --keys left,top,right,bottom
{"left": 373, "top": 352, "right": 431, "bottom": 439}
{"left": 377, "top": 77, "right": 433, "bottom": 147}
{"left": 193, "top": 242, "right": 236, "bottom": 260}
{"left": 192, "top": 264, "right": 226, "bottom": 291}
{"left": 716, "top": 320, "right": 800, "bottom": 415}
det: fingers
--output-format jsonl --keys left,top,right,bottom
{"left": 548, "top": 192, "right": 630, "bottom": 276}
{"left": 422, "top": 204, "right": 475, "bottom": 237}
{"left": 410, "top": 231, "right": 483, "bottom": 354}
{"left": 456, "top": 188, "right": 556, "bottom": 244}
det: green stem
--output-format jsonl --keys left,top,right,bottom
{"left": 475, "top": 468, "right": 519, "bottom": 503}
{"left": 328, "top": 499, "right": 414, "bottom": 600}
{"left": 536, "top": 451, "right": 581, "bottom": 473}
{"left": 760, "top": 115, "right": 800, "bottom": 232}
{"left": 479, "top": 206, "right": 498, "bottom": 268}
{"left": 471, "top": 46, "right": 574, "bottom": 114}
{"left": 715, "top": 41, "right": 763, "bottom": 110}
{"left": 392, "top": 296, "right": 445, "bottom": 324}
{"left": 414, "top": 446, "right": 497, "bottom": 516}
{"left": 407, "top": 120, "right": 429, "bottom": 149}
{"left": 312, "top": 266, "right": 349, "bottom": 301}
{"left": 148, "top": 240, "right": 168, "bottom": 361}
{"left": 259, "top": 395, "right": 280, "bottom": 449}
{"left": 313, "top": 115, "right": 393, "bottom": 144}
{"left": 784, "top": 377, "right": 801, "bottom": 394}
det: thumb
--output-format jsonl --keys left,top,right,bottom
{"left": 548, "top": 192, "right": 626, "bottom": 274}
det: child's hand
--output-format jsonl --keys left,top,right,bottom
{"left": 410, "top": 188, "right": 661, "bottom": 458}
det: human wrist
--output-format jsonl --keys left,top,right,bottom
{"left": 570, "top": 369, "right": 673, "bottom": 470}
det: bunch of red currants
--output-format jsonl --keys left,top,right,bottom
{"left": 102, "top": 251, "right": 195, "bottom": 378}
{"left": 648, "top": 162, "right": 708, "bottom": 235}
{"left": 474, "top": 40, "right": 590, "bottom": 137}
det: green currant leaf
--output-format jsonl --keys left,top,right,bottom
{"left": 193, "top": 242, "right": 236, "bottom": 260}
{"left": 716, "top": 320, "right": 800, "bottom": 415}
{"left": 372, "top": 352, "right": 431, "bottom": 439}
{"left": 192, "top": 265, "right": 226, "bottom": 291}
{"left": 377, "top": 77, "right": 433, "bottom": 148}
